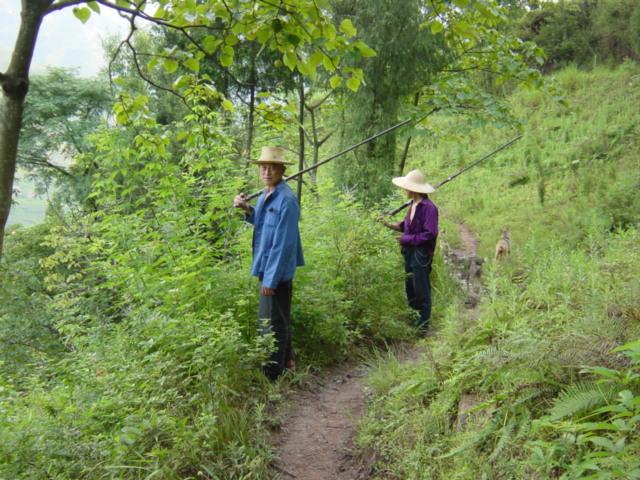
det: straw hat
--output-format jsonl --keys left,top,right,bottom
{"left": 392, "top": 169, "right": 435, "bottom": 194}
{"left": 253, "top": 146, "right": 293, "bottom": 165}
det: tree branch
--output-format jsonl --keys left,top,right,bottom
{"left": 317, "top": 130, "right": 334, "bottom": 147}
{"left": 304, "top": 89, "right": 333, "bottom": 112}
{"left": 106, "top": 12, "right": 189, "bottom": 108}
{"left": 47, "top": 0, "right": 87, "bottom": 14}
{"left": 18, "top": 153, "right": 75, "bottom": 179}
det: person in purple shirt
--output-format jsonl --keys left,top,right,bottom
{"left": 234, "top": 146, "right": 305, "bottom": 380}
{"left": 382, "top": 169, "right": 438, "bottom": 331}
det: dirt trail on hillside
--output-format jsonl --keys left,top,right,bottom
{"left": 271, "top": 366, "right": 369, "bottom": 480}
{"left": 271, "top": 223, "right": 480, "bottom": 480}
{"left": 444, "top": 222, "right": 484, "bottom": 314}
{"left": 456, "top": 222, "right": 479, "bottom": 256}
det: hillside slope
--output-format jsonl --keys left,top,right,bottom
{"left": 359, "top": 64, "right": 640, "bottom": 479}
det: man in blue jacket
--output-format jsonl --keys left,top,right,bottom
{"left": 234, "top": 147, "right": 305, "bottom": 380}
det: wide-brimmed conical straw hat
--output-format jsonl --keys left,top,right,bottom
{"left": 253, "top": 146, "right": 293, "bottom": 165}
{"left": 392, "top": 169, "right": 435, "bottom": 194}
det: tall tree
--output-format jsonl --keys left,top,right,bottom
{"left": 18, "top": 68, "right": 112, "bottom": 187}
{"left": 333, "top": 0, "right": 447, "bottom": 201}
{"left": 332, "top": 0, "right": 544, "bottom": 203}
{"left": 0, "top": 0, "right": 370, "bottom": 258}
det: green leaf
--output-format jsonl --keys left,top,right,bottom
{"left": 612, "top": 339, "right": 640, "bottom": 355}
{"left": 172, "top": 75, "right": 190, "bottom": 89}
{"left": 430, "top": 20, "right": 444, "bottom": 34}
{"left": 73, "top": 7, "right": 91, "bottom": 24}
{"left": 154, "top": 5, "right": 166, "bottom": 19}
{"left": 296, "top": 59, "right": 314, "bottom": 78}
{"left": 256, "top": 26, "right": 271, "bottom": 43}
{"left": 115, "top": 109, "right": 129, "bottom": 124}
{"left": 354, "top": 40, "right": 376, "bottom": 58}
{"left": 221, "top": 99, "right": 234, "bottom": 111}
{"left": 220, "top": 46, "right": 234, "bottom": 67}
{"left": 452, "top": 21, "right": 479, "bottom": 41}
{"left": 322, "top": 55, "right": 336, "bottom": 72}
{"left": 584, "top": 436, "right": 616, "bottom": 452}
{"left": 339, "top": 19, "right": 357, "bottom": 38}
{"left": 163, "top": 59, "right": 179, "bottom": 74}
{"left": 225, "top": 34, "right": 239, "bottom": 46}
{"left": 329, "top": 75, "right": 342, "bottom": 89}
{"left": 309, "top": 51, "right": 324, "bottom": 68}
{"left": 87, "top": 1, "right": 100, "bottom": 13}
{"left": 346, "top": 76, "right": 360, "bottom": 92}
{"left": 324, "top": 23, "right": 336, "bottom": 41}
{"left": 619, "top": 390, "right": 635, "bottom": 408}
{"left": 453, "top": 0, "right": 469, "bottom": 7}
{"left": 286, "top": 33, "right": 301, "bottom": 46}
{"left": 184, "top": 58, "right": 200, "bottom": 73}
{"left": 203, "top": 36, "right": 221, "bottom": 54}
{"left": 283, "top": 51, "right": 297, "bottom": 71}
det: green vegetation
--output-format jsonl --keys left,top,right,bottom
{"left": 2, "top": 1, "right": 639, "bottom": 478}
{"left": 358, "top": 64, "right": 640, "bottom": 479}
{"left": 0, "top": 191, "right": 416, "bottom": 478}
{"left": 517, "top": 0, "right": 640, "bottom": 70}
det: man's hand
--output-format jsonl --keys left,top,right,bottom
{"left": 233, "top": 193, "right": 250, "bottom": 213}
{"left": 261, "top": 285, "right": 275, "bottom": 296}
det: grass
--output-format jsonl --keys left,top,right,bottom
{"left": 356, "top": 63, "right": 640, "bottom": 479}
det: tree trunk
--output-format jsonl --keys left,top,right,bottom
{"left": 309, "top": 107, "right": 319, "bottom": 186}
{"left": 0, "top": 0, "right": 49, "bottom": 258}
{"left": 296, "top": 78, "right": 305, "bottom": 204}
{"left": 398, "top": 91, "right": 421, "bottom": 175}
{"left": 245, "top": 44, "right": 256, "bottom": 169}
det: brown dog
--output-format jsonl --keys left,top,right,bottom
{"left": 494, "top": 228, "right": 511, "bottom": 260}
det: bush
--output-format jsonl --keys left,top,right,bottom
{"left": 0, "top": 224, "right": 64, "bottom": 386}
{"left": 294, "top": 185, "right": 413, "bottom": 363}
{"left": 518, "top": 0, "right": 640, "bottom": 70}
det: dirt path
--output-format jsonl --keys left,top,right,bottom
{"left": 457, "top": 222, "right": 479, "bottom": 256}
{"left": 271, "top": 366, "right": 369, "bottom": 480}
{"left": 270, "top": 223, "right": 481, "bottom": 480}
{"left": 444, "top": 222, "right": 484, "bottom": 311}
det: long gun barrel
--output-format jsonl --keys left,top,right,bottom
{"left": 386, "top": 134, "right": 522, "bottom": 216}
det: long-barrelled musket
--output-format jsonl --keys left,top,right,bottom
{"left": 385, "top": 134, "right": 523, "bottom": 216}
{"left": 243, "top": 109, "right": 438, "bottom": 202}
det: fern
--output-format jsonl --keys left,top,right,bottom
{"left": 547, "top": 382, "right": 617, "bottom": 421}
{"left": 488, "top": 417, "right": 516, "bottom": 462}
{"left": 437, "top": 420, "right": 497, "bottom": 459}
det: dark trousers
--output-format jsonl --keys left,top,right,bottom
{"left": 258, "top": 280, "right": 294, "bottom": 380}
{"left": 403, "top": 247, "right": 433, "bottom": 329}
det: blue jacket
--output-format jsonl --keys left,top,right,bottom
{"left": 246, "top": 181, "right": 304, "bottom": 288}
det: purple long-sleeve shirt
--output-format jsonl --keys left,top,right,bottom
{"left": 399, "top": 197, "right": 439, "bottom": 256}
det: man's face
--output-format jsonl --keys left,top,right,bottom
{"left": 259, "top": 163, "right": 284, "bottom": 188}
